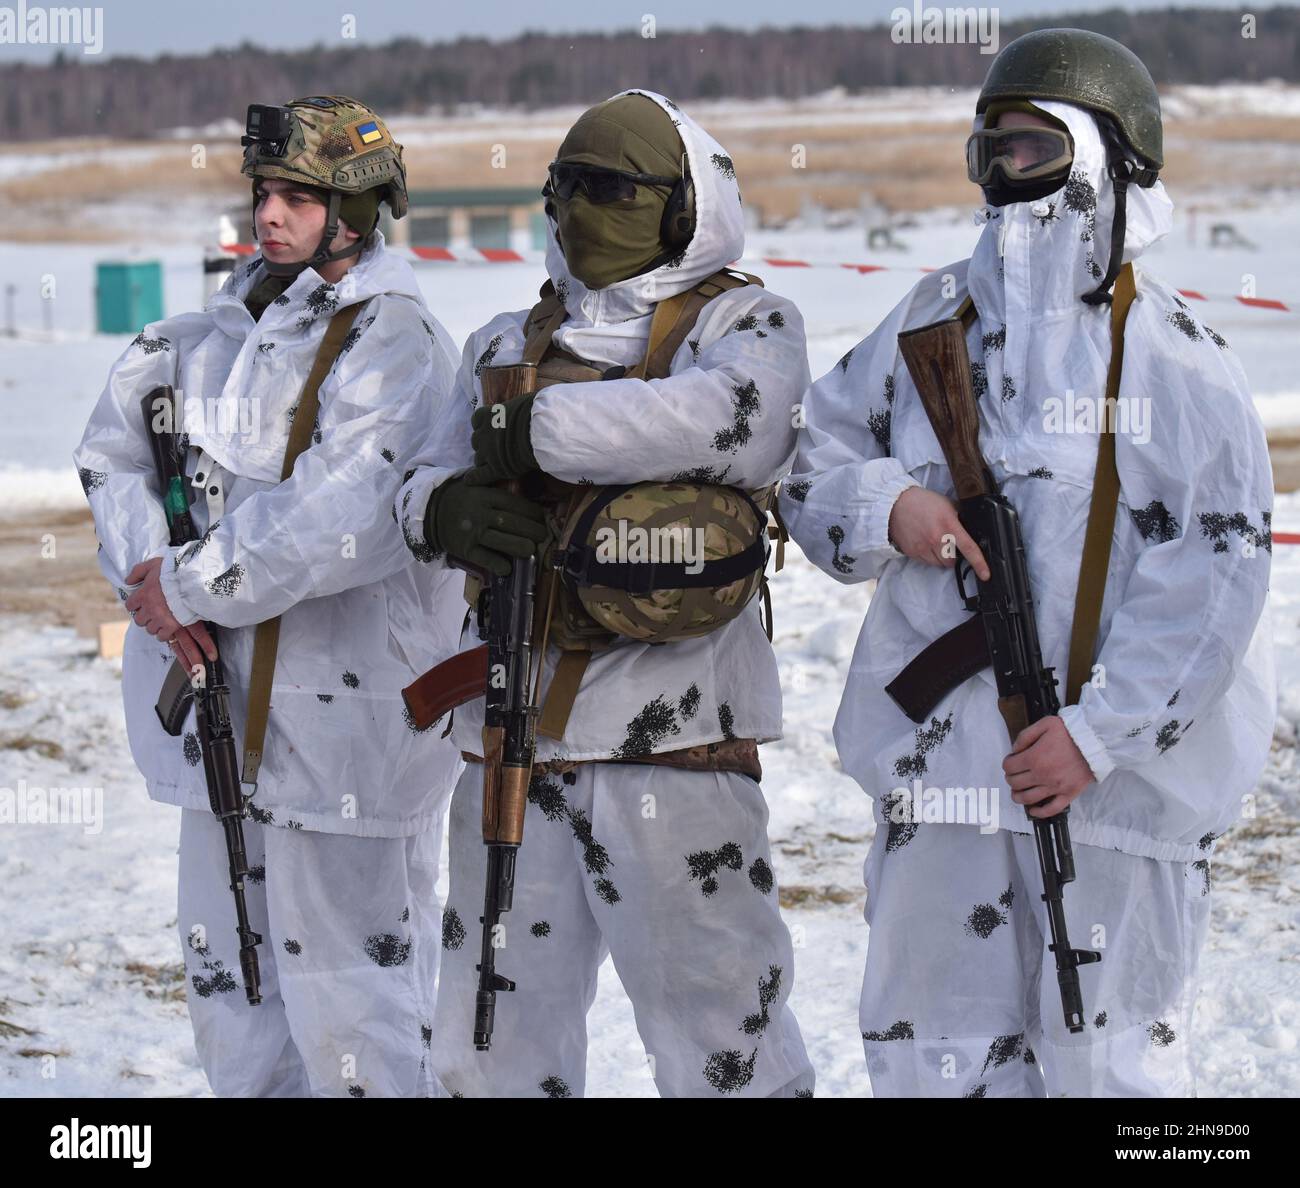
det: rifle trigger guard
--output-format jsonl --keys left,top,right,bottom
{"left": 954, "top": 558, "right": 979, "bottom": 612}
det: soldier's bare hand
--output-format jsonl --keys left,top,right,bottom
{"left": 1002, "top": 716, "right": 1095, "bottom": 818}
{"left": 888, "top": 485, "right": 990, "bottom": 580}
{"left": 124, "top": 557, "right": 217, "bottom": 665}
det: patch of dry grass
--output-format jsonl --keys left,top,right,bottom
{"left": 0, "top": 733, "right": 65, "bottom": 760}
{"left": 123, "top": 960, "right": 187, "bottom": 1003}
{"left": 0, "top": 146, "right": 244, "bottom": 205}
{"left": 779, "top": 883, "right": 862, "bottom": 908}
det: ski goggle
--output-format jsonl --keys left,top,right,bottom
{"left": 965, "top": 126, "right": 1074, "bottom": 186}
{"left": 544, "top": 161, "right": 678, "bottom": 204}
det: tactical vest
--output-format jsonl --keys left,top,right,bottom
{"left": 472, "top": 269, "right": 788, "bottom": 743}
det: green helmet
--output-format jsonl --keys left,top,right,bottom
{"left": 976, "top": 28, "right": 1162, "bottom": 170}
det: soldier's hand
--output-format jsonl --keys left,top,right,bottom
{"left": 424, "top": 474, "right": 549, "bottom": 578}
{"left": 888, "top": 485, "right": 990, "bottom": 581}
{"left": 470, "top": 395, "right": 537, "bottom": 484}
{"left": 124, "top": 557, "right": 217, "bottom": 666}
{"left": 1002, "top": 716, "right": 1095, "bottom": 818}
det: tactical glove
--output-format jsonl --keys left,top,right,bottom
{"left": 423, "top": 472, "right": 548, "bottom": 578}
{"left": 469, "top": 395, "right": 537, "bottom": 484}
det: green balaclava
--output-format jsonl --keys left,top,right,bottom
{"left": 550, "top": 94, "right": 685, "bottom": 291}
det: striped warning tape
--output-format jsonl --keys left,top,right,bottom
{"left": 216, "top": 243, "right": 1294, "bottom": 311}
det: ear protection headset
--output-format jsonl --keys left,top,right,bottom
{"left": 659, "top": 155, "right": 695, "bottom": 250}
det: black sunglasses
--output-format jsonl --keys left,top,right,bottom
{"left": 544, "top": 161, "right": 678, "bottom": 204}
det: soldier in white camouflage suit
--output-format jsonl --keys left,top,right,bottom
{"left": 398, "top": 90, "right": 815, "bottom": 1098}
{"left": 76, "top": 97, "right": 465, "bottom": 1097}
{"left": 781, "top": 32, "right": 1275, "bottom": 1097}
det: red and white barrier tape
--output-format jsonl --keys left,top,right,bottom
{"left": 216, "top": 243, "right": 1293, "bottom": 311}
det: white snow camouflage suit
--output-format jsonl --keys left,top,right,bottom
{"left": 396, "top": 90, "right": 815, "bottom": 1098}
{"left": 779, "top": 101, "right": 1276, "bottom": 1097}
{"left": 75, "top": 234, "right": 467, "bottom": 1096}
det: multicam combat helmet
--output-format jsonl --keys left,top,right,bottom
{"left": 240, "top": 95, "right": 408, "bottom": 271}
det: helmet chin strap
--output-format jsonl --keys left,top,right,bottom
{"left": 1080, "top": 168, "right": 1129, "bottom": 306}
{"left": 1082, "top": 120, "right": 1158, "bottom": 306}
{"left": 258, "top": 190, "right": 365, "bottom": 279}
{"left": 309, "top": 191, "right": 366, "bottom": 267}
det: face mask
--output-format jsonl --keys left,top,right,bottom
{"left": 553, "top": 185, "right": 670, "bottom": 291}
{"left": 980, "top": 169, "right": 1072, "bottom": 209}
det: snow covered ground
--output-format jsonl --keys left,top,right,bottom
{"left": 1, "top": 195, "right": 1297, "bottom": 1098}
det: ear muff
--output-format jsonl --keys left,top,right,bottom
{"left": 659, "top": 158, "right": 695, "bottom": 251}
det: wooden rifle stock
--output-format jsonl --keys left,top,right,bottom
{"left": 897, "top": 318, "right": 989, "bottom": 501}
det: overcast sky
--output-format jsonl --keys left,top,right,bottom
{"left": 0, "top": 0, "right": 1269, "bottom": 63}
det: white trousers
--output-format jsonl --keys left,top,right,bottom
{"left": 177, "top": 807, "right": 443, "bottom": 1097}
{"left": 432, "top": 762, "right": 815, "bottom": 1097}
{"left": 859, "top": 821, "right": 1212, "bottom": 1097}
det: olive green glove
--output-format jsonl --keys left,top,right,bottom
{"left": 468, "top": 395, "right": 537, "bottom": 485}
{"left": 423, "top": 473, "right": 548, "bottom": 578}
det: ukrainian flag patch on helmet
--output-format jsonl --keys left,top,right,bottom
{"left": 357, "top": 120, "right": 382, "bottom": 144}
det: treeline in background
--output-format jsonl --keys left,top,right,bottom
{"left": 5, "top": 6, "right": 1299, "bottom": 141}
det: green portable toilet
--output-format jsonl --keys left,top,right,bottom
{"left": 96, "top": 260, "right": 164, "bottom": 334}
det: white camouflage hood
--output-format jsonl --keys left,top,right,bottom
{"left": 542, "top": 89, "right": 747, "bottom": 367}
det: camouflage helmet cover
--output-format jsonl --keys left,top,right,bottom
{"left": 241, "top": 95, "right": 408, "bottom": 218}
{"left": 557, "top": 481, "right": 771, "bottom": 646}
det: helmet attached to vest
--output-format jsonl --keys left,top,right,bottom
{"left": 241, "top": 95, "right": 409, "bottom": 278}
{"left": 555, "top": 481, "right": 770, "bottom": 646}
{"left": 974, "top": 28, "right": 1162, "bottom": 304}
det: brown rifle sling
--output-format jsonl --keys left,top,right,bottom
{"left": 521, "top": 285, "right": 569, "bottom": 364}
{"left": 1064, "top": 262, "right": 1136, "bottom": 706}
{"left": 241, "top": 302, "right": 362, "bottom": 786}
